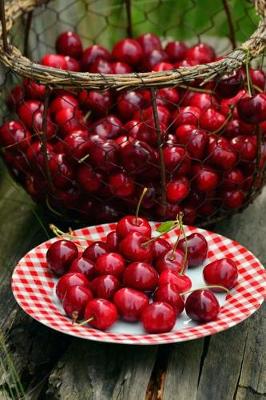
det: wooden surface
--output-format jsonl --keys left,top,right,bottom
{"left": 0, "top": 170, "right": 265, "bottom": 400}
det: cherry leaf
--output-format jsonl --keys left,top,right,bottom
{"left": 156, "top": 220, "right": 177, "bottom": 234}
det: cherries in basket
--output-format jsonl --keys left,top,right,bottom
{"left": 46, "top": 196, "right": 238, "bottom": 333}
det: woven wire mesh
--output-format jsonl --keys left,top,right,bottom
{"left": 0, "top": 0, "right": 265, "bottom": 226}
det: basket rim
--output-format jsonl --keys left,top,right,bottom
{"left": 0, "top": 0, "right": 266, "bottom": 90}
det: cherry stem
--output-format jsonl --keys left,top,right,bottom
{"left": 179, "top": 215, "right": 188, "bottom": 275}
{"left": 49, "top": 224, "right": 87, "bottom": 248}
{"left": 135, "top": 187, "right": 148, "bottom": 224}
{"left": 142, "top": 220, "right": 180, "bottom": 247}
{"left": 245, "top": 50, "right": 253, "bottom": 97}
{"left": 181, "top": 285, "right": 230, "bottom": 296}
{"left": 72, "top": 311, "right": 79, "bottom": 324}
{"left": 78, "top": 317, "right": 94, "bottom": 326}
{"left": 169, "top": 213, "right": 184, "bottom": 261}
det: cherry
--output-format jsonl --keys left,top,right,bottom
{"left": 154, "top": 284, "right": 184, "bottom": 314}
{"left": 6, "top": 85, "right": 25, "bottom": 110}
{"left": 135, "top": 105, "right": 170, "bottom": 127}
{"left": 187, "top": 128, "right": 209, "bottom": 160}
{"left": 84, "top": 299, "right": 118, "bottom": 330}
{"left": 92, "top": 115, "right": 122, "bottom": 139}
{"left": 216, "top": 70, "right": 243, "bottom": 98}
{"left": 194, "top": 166, "right": 219, "bottom": 192}
{"left": 153, "top": 62, "right": 174, "bottom": 71}
{"left": 158, "top": 270, "right": 192, "bottom": 292}
{"left": 89, "top": 58, "right": 114, "bottom": 74}
{"left": 62, "top": 286, "right": 93, "bottom": 320}
{"left": 186, "top": 43, "right": 215, "bottom": 64}
{"left": 47, "top": 240, "right": 78, "bottom": 276}
{"left": 199, "top": 108, "right": 226, "bottom": 132}
{"left": 165, "top": 41, "right": 187, "bottom": 62}
{"left": 123, "top": 262, "right": 158, "bottom": 291}
{"left": 63, "top": 130, "right": 91, "bottom": 160}
{"left": 54, "top": 107, "right": 84, "bottom": 136}
{"left": 152, "top": 238, "right": 172, "bottom": 259}
{"left": 41, "top": 54, "right": 67, "bottom": 69}
{"left": 114, "top": 288, "right": 149, "bottom": 322}
{"left": 50, "top": 94, "right": 78, "bottom": 114}
{"left": 182, "top": 205, "right": 197, "bottom": 225}
{"left": 112, "top": 38, "right": 143, "bottom": 66}
{"left": 0, "top": 121, "right": 31, "bottom": 152}
{"left": 185, "top": 92, "right": 218, "bottom": 111}
{"left": 163, "top": 145, "right": 191, "bottom": 176}
{"left": 31, "top": 110, "right": 56, "bottom": 139}
{"left": 166, "top": 177, "right": 190, "bottom": 203}
{"left": 156, "top": 249, "right": 186, "bottom": 274}
{"left": 48, "top": 153, "right": 74, "bottom": 189}
{"left": 157, "top": 88, "right": 179, "bottom": 108}
{"left": 81, "top": 45, "right": 111, "bottom": 71}
{"left": 222, "top": 169, "right": 244, "bottom": 189}
{"left": 23, "top": 79, "right": 46, "bottom": 99}
{"left": 230, "top": 135, "right": 257, "bottom": 162}
{"left": 142, "top": 49, "right": 168, "bottom": 70}
{"left": 56, "top": 272, "right": 89, "bottom": 301}
{"left": 17, "top": 100, "right": 43, "bottom": 128}
{"left": 117, "top": 91, "right": 144, "bottom": 121}
{"left": 91, "top": 275, "right": 120, "bottom": 299}
{"left": 119, "top": 232, "right": 153, "bottom": 262}
{"left": 222, "top": 190, "right": 245, "bottom": 209}
{"left": 137, "top": 33, "right": 162, "bottom": 55}
{"left": 56, "top": 31, "right": 83, "bottom": 59}
{"left": 208, "top": 136, "right": 237, "bottom": 170}
{"left": 78, "top": 90, "right": 111, "bottom": 116}
{"left": 237, "top": 94, "right": 266, "bottom": 124}
{"left": 203, "top": 258, "right": 238, "bottom": 290}
{"left": 89, "top": 138, "right": 118, "bottom": 172}
{"left": 69, "top": 256, "right": 96, "bottom": 279}
{"left": 175, "top": 124, "right": 195, "bottom": 144}
{"left": 77, "top": 164, "right": 101, "bottom": 193}
{"left": 141, "top": 302, "right": 176, "bottom": 333}
{"left": 185, "top": 289, "right": 220, "bottom": 322}
{"left": 177, "top": 233, "right": 208, "bottom": 267}
{"left": 220, "top": 89, "right": 247, "bottom": 116}
{"left": 156, "top": 202, "right": 181, "bottom": 220}
{"left": 109, "top": 172, "right": 135, "bottom": 198}
{"left": 173, "top": 106, "right": 200, "bottom": 127}
{"left": 116, "top": 215, "right": 152, "bottom": 239}
{"left": 249, "top": 68, "right": 265, "bottom": 90}
{"left": 95, "top": 252, "right": 126, "bottom": 277}
{"left": 83, "top": 241, "right": 109, "bottom": 262}
{"left": 112, "top": 61, "right": 133, "bottom": 74}
{"left": 64, "top": 56, "right": 81, "bottom": 71}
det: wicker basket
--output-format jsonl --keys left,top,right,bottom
{"left": 0, "top": 0, "right": 265, "bottom": 226}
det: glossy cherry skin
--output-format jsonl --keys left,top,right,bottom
{"left": 208, "top": 137, "right": 237, "bottom": 170}
{"left": 154, "top": 284, "right": 185, "bottom": 314}
{"left": 69, "top": 256, "right": 96, "bottom": 279}
{"left": 83, "top": 241, "right": 109, "bottom": 262}
{"left": 48, "top": 153, "right": 74, "bottom": 189}
{"left": 89, "top": 58, "right": 113, "bottom": 74}
{"left": 187, "top": 128, "right": 209, "bottom": 160}
{"left": 46, "top": 240, "right": 78, "bottom": 276}
{"left": 17, "top": 100, "right": 43, "bottom": 128}
{"left": 62, "top": 285, "right": 93, "bottom": 320}
{"left": 81, "top": 45, "right": 111, "bottom": 71}
{"left": 56, "top": 272, "right": 89, "bottom": 301}
{"left": 165, "top": 41, "right": 187, "bottom": 62}
{"left": 112, "top": 38, "right": 143, "bottom": 66}
{"left": 79, "top": 89, "right": 111, "bottom": 116}
{"left": 112, "top": 61, "right": 133, "bottom": 74}
{"left": 117, "top": 90, "right": 144, "bottom": 121}
{"left": 114, "top": 288, "right": 149, "bottom": 322}
{"left": 119, "top": 232, "right": 153, "bottom": 262}
{"left": 177, "top": 233, "right": 208, "bottom": 267}
{"left": 123, "top": 262, "right": 158, "bottom": 291}
{"left": 23, "top": 78, "right": 46, "bottom": 99}
{"left": 152, "top": 238, "right": 172, "bottom": 259}
{"left": 116, "top": 215, "right": 151, "bottom": 239}
{"left": 95, "top": 252, "right": 126, "bottom": 278}
{"left": 158, "top": 270, "right": 192, "bottom": 292}
{"left": 89, "top": 138, "right": 118, "bottom": 172}
{"left": 0, "top": 121, "right": 31, "bottom": 152}
{"left": 84, "top": 299, "right": 118, "bottom": 330}
{"left": 156, "top": 249, "right": 187, "bottom": 274}
{"left": 186, "top": 43, "right": 215, "bottom": 64}
{"left": 199, "top": 109, "right": 225, "bottom": 132}
{"left": 90, "top": 275, "right": 120, "bottom": 300}
{"left": 166, "top": 177, "right": 190, "bottom": 203}
{"left": 41, "top": 54, "right": 67, "bottom": 69}
{"left": 77, "top": 164, "right": 101, "bottom": 193}
{"left": 194, "top": 166, "right": 219, "bottom": 192}
{"left": 249, "top": 68, "right": 265, "bottom": 90}
{"left": 92, "top": 115, "right": 122, "bottom": 139}
{"left": 109, "top": 172, "right": 135, "bottom": 198}
{"left": 6, "top": 85, "right": 25, "bottom": 110}
{"left": 173, "top": 106, "right": 200, "bottom": 127}
{"left": 141, "top": 302, "right": 176, "bottom": 333}
{"left": 231, "top": 135, "right": 257, "bottom": 162}
{"left": 56, "top": 31, "right": 83, "bottom": 59}
{"left": 137, "top": 33, "right": 162, "bottom": 55}
{"left": 237, "top": 94, "right": 266, "bottom": 124}
{"left": 222, "top": 169, "right": 244, "bottom": 189}
{"left": 203, "top": 258, "right": 238, "bottom": 290}
{"left": 185, "top": 92, "right": 218, "bottom": 111}
{"left": 50, "top": 94, "right": 78, "bottom": 114}
{"left": 106, "top": 231, "right": 119, "bottom": 251}
{"left": 119, "top": 140, "right": 157, "bottom": 176}
{"left": 185, "top": 289, "right": 220, "bottom": 322}
{"left": 163, "top": 145, "right": 191, "bottom": 176}
{"left": 142, "top": 49, "right": 168, "bottom": 71}
{"left": 216, "top": 70, "right": 243, "bottom": 98}
{"left": 222, "top": 190, "right": 245, "bottom": 209}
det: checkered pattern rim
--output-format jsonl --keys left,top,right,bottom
{"left": 12, "top": 223, "right": 266, "bottom": 345}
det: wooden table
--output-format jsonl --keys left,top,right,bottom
{"left": 0, "top": 171, "right": 265, "bottom": 400}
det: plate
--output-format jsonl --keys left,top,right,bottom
{"left": 12, "top": 223, "right": 266, "bottom": 345}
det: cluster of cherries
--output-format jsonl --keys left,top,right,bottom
{"left": 46, "top": 203, "right": 238, "bottom": 333}
{"left": 1, "top": 30, "right": 266, "bottom": 224}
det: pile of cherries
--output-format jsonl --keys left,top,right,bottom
{"left": 46, "top": 211, "right": 238, "bottom": 333}
{"left": 1, "top": 30, "right": 266, "bottom": 224}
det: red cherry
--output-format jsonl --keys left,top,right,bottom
{"left": 63, "top": 130, "right": 91, "bottom": 160}
{"left": 79, "top": 90, "right": 111, "bottom": 116}
{"left": 156, "top": 249, "right": 187, "bottom": 274}
{"left": 141, "top": 302, "right": 176, "bottom": 333}
{"left": 222, "top": 169, "right": 244, "bottom": 189}
{"left": 56, "top": 31, "right": 83, "bottom": 59}
{"left": 156, "top": 202, "right": 181, "bottom": 220}
{"left": 54, "top": 107, "right": 84, "bottom": 135}
{"left": 158, "top": 270, "right": 192, "bottom": 292}
{"left": 153, "top": 62, "right": 174, "bottom": 71}
{"left": 116, "top": 215, "right": 151, "bottom": 239}
{"left": 92, "top": 115, "right": 123, "bottom": 139}
{"left": 112, "top": 38, "right": 143, "bottom": 66}
{"left": 157, "top": 87, "right": 179, "bottom": 108}
{"left": 83, "top": 241, "right": 109, "bottom": 262}
{"left": 216, "top": 70, "right": 243, "bottom": 98}
{"left": 0, "top": 120, "right": 31, "bottom": 151}
{"left": 230, "top": 135, "right": 257, "bottom": 162}
{"left": 175, "top": 124, "right": 195, "bottom": 144}
{"left": 89, "top": 138, "right": 118, "bottom": 172}
{"left": 142, "top": 49, "right": 168, "bottom": 71}
{"left": 106, "top": 231, "right": 119, "bottom": 252}
{"left": 177, "top": 233, "right": 208, "bottom": 267}
{"left": 47, "top": 240, "right": 78, "bottom": 276}
{"left": 137, "top": 33, "right": 162, "bottom": 55}
{"left": 186, "top": 43, "right": 215, "bottom": 64}
{"left": 109, "top": 172, "right": 135, "bottom": 198}
{"left": 135, "top": 105, "right": 171, "bottom": 127}
{"left": 182, "top": 205, "right": 197, "bottom": 225}
{"left": 119, "top": 232, "right": 153, "bottom": 262}
{"left": 84, "top": 299, "right": 118, "bottom": 330}
{"left": 163, "top": 145, "right": 191, "bottom": 176}
{"left": 112, "top": 61, "right": 133, "bottom": 74}
{"left": 91, "top": 275, "right": 120, "bottom": 299}
{"left": 154, "top": 284, "right": 184, "bottom": 314}
{"left": 41, "top": 54, "right": 67, "bottom": 69}
{"left": 173, "top": 106, "right": 200, "bottom": 127}
{"left": 186, "top": 92, "right": 218, "bottom": 111}
{"left": 6, "top": 85, "right": 25, "bottom": 110}
{"left": 249, "top": 68, "right": 265, "bottom": 90}
{"left": 17, "top": 100, "right": 43, "bottom": 128}
{"left": 165, "top": 41, "right": 187, "bottom": 62}
{"left": 81, "top": 45, "right": 111, "bottom": 71}
{"left": 89, "top": 58, "right": 114, "bottom": 74}
{"left": 77, "top": 164, "right": 101, "bottom": 193}
{"left": 49, "top": 153, "right": 74, "bottom": 189}
{"left": 114, "top": 288, "right": 149, "bottom": 322}
{"left": 237, "top": 94, "right": 266, "bottom": 124}
{"left": 23, "top": 79, "right": 46, "bottom": 99}
{"left": 26, "top": 140, "right": 53, "bottom": 170}
{"left": 56, "top": 272, "right": 89, "bottom": 301}
{"left": 220, "top": 89, "right": 247, "bottom": 116}
{"left": 152, "top": 238, "right": 172, "bottom": 259}
{"left": 31, "top": 110, "right": 56, "bottom": 139}
{"left": 222, "top": 190, "right": 245, "bottom": 209}
{"left": 62, "top": 286, "right": 93, "bottom": 320}
{"left": 208, "top": 136, "right": 237, "bottom": 170}
{"left": 194, "top": 166, "right": 219, "bottom": 192}
{"left": 95, "top": 252, "right": 125, "bottom": 277}
{"left": 203, "top": 258, "right": 238, "bottom": 290}
{"left": 64, "top": 56, "right": 81, "bottom": 71}
{"left": 185, "top": 289, "right": 220, "bottom": 322}
{"left": 200, "top": 108, "right": 225, "bottom": 132}
{"left": 166, "top": 177, "right": 190, "bottom": 203}
{"left": 123, "top": 262, "right": 158, "bottom": 291}
{"left": 187, "top": 128, "right": 209, "bottom": 160}
{"left": 50, "top": 94, "right": 78, "bottom": 114}
{"left": 69, "top": 256, "right": 95, "bottom": 279}
{"left": 117, "top": 91, "right": 144, "bottom": 121}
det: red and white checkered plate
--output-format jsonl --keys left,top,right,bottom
{"left": 12, "top": 223, "right": 266, "bottom": 345}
